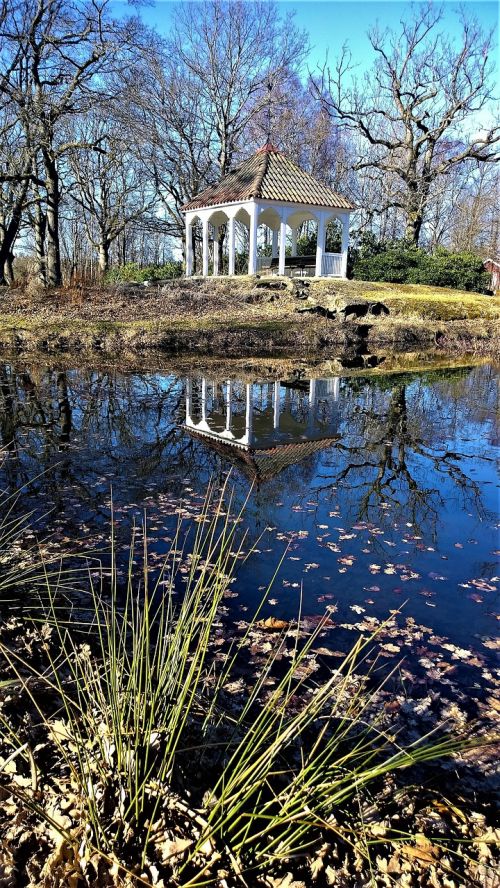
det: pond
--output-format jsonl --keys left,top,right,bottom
{"left": 0, "top": 358, "right": 498, "bottom": 706}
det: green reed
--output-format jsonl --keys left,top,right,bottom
{"left": 0, "top": 479, "right": 477, "bottom": 886}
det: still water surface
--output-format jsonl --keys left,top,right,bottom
{"left": 1, "top": 359, "right": 498, "bottom": 676}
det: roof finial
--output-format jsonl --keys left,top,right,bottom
{"left": 265, "top": 77, "right": 273, "bottom": 146}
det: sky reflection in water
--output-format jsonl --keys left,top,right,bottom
{"left": 1, "top": 360, "right": 498, "bottom": 669}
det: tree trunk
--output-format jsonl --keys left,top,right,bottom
{"left": 43, "top": 152, "right": 62, "bottom": 287}
{"left": 4, "top": 252, "right": 14, "bottom": 284}
{"left": 404, "top": 182, "right": 423, "bottom": 245}
{"left": 34, "top": 192, "right": 47, "bottom": 286}
{"left": 191, "top": 226, "right": 197, "bottom": 274}
{"left": 0, "top": 181, "right": 29, "bottom": 285}
{"left": 404, "top": 213, "right": 423, "bottom": 245}
{"left": 56, "top": 371, "right": 72, "bottom": 449}
{"left": 98, "top": 237, "right": 110, "bottom": 274}
{"left": 0, "top": 365, "right": 15, "bottom": 451}
{"left": 218, "top": 227, "right": 225, "bottom": 272}
{"left": 404, "top": 176, "right": 431, "bottom": 246}
{"left": 0, "top": 239, "right": 16, "bottom": 286}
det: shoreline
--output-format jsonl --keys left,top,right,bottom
{"left": 0, "top": 277, "right": 498, "bottom": 360}
{"left": 0, "top": 314, "right": 497, "bottom": 360}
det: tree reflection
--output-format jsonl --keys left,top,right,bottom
{"left": 314, "top": 366, "right": 494, "bottom": 535}
{"left": 0, "top": 361, "right": 495, "bottom": 545}
{"left": 0, "top": 364, "right": 210, "bottom": 525}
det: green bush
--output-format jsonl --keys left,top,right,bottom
{"left": 354, "top": 244, "right": 420, "bottom": 284}
{"left": 353, "top": 242, "right": 490, "bottom": 292}
{"left": 409, "top": 249, "right": 490, "bottom": 291}
{"left": 105, "top": 261, "right": 183, "bottom": 283}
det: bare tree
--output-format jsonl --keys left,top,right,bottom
{"left": 248, "top": 72, "right": 355, "bottom": 193}
{"left": 448, "top": 163, "right": 500, "bottom": 257}
{"left": 122, "top": 2, "right": 307, "bottom": 254}
{"left": 170, "top": 0, "right": 308, "bottom": 178}
{"left": 0, "top": 107, "right": 34, "bottom": 283}
{"left": 68, "top": 115, "right": 158, "bottom": 274}
{"left": 314, "top": 3, "right": 499, "bottom": 245}
{"left": 0, "top": 0, "right": 143, "bottom": 286}
{"left": 122, "top": 43, "right": 216, "bottom": 246}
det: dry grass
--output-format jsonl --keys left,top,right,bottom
{"left": 307, "top": 279, "right": 500, "bottom": 319}
{"left": 0, "top": 277, "right": 498, "bottom": 358}
{"left": 2, "top": 277, "right": 498, "bottom": 324}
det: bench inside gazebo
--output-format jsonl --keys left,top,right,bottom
{"left": 181, "top": 144, "right": 354, "bottom": 279}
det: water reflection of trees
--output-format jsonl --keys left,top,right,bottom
{"left": 0, "top": 362, "right": 495, "bottom": 542}
{"left": 0, "top": 365, "right": 224, "bottom": 522}
{"left": 189, "top": 365, "right": 496, "bottom": 537}
{"left": 314, "top": 365, "right": 495, "bottom": 534}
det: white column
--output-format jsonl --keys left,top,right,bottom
{"left": 271, "top": 229, "right": 278, "bottom": 258}
{"left": 213, "top": 226, "right": 219, "bottom": 276}
{"left": 278, "top": 215, "right": 287, "bottom": 276}
{"left": 225, "top": 380, "right": 232, "bottom": 431}
{"left": 248, "top": 203, "right": 258, "bottom": 275}
{"left": 309, "top": 378, "right": 316, "bottom": 408}
{"left": 308, "top": 378, "right": 316, "bottom": 431}
{"left": 243, "top": 383, "right": 253, "bottom": 446}
{"left": 315, "top": 213, "right": 326, "bottom": 277}
{"left": 341, "top": 214, "right": 349, "bottom": 279}
{"left": 201, "top": 377, "right": 207, "bottom": 423}
{"left": 228, "top": 216, "right": 236, "bottom": 275}
{"left": 185, "top": 377, "right": 193, "bottom": 424}
{"left": 185, "top": 217, "right": 194, "bottom": 277}
{"left": 273, "top": 380, "right": 280, "bottom": 430}
{"left": 291, "top": 228, "right": 297, "bottom": 257}
{"left": 202, "top": 217, "right": 209, "bottom": 277}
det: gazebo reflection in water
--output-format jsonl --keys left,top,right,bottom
{"left": 184, "top": 377, "right": 341, "bottom": 483}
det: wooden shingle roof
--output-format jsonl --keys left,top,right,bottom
{"left": 181, "top": 144, "right": 354, "bottom": 212}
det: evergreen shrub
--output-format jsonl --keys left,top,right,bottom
{"left": 353, "top": 241, "right": 490, "bottom": 292}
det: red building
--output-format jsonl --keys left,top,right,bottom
{"left": 483, "top": 258, "right": 500, "bottom": 292}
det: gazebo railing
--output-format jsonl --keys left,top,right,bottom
{"left": 321, "top": 252, "right": 342, "bottom": 276}
{"left": 256, "top": 256, "right": 272, "bottom": 272}
{"left": 256, "top": 253, "right": 343, "bottom": 276}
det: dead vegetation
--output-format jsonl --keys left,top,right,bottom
{"left": 0, "top": 487, "right": 499, "bottom": 888}
{"left": 0, "top": 277, "right": 498, "bottom": 358}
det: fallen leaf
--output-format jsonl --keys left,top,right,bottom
{"left": 401, "top": 834, "right": 440, "bottom": 865}
{"left": 256, "top": 617, "right": 289, "bottom": 632}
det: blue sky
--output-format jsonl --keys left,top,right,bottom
{"left": 112, "top": 0, "right": 498, "bottom": 131}
{"left": 113, "top": 0, "right": 498, "bottom": 76}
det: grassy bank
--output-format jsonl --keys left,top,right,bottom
{"left": 360, "top": 282, "right": 500, "bottom": 320}
{"left": 0, "top": 277, "right": 498, "bottom": 357}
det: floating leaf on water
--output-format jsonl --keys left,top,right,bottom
{"left": 471, "top": 578, "right": 497, "bottom": 592}
{"left": 255, "top": 617, "right": 289, "bottom": 632}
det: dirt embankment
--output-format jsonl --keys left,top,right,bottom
{"left": 0, "top": 277, "right": 498, "bottom": 358}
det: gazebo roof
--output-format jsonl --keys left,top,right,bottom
{"left": 181, "top": 144, "right": 354, "bottom": 212}
{"left": 186, "top": 428, "right": 339, "bottom": 483}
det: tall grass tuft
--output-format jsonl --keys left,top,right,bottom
{"left": 0, "top": 480, "right": 472, "bottom": 886}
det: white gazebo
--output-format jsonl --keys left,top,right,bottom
{"left": 181, "top": 144, "right": 354, "bottom": 279}
{"left": 183, "top": 376, "right": 342, "bottom": 482}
